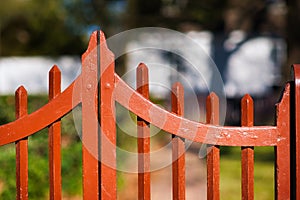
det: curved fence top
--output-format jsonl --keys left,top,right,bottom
{"left": 0, "top": 30, "right": 291, "bottom": 147}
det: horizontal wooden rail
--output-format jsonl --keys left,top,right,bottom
{"left": 114, "top": 74, "right": 282, "bottom": 146}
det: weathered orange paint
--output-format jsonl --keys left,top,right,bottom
{"left": 171, "top": 82, "right": 185, "bottom": 200}
{"left": 241, "top": 94, "right": 254, "bottom": 200}
{"left": 0, "top": 77, "right": 81, "bottom": 146}
{"left": 15, "top": 86, "right": 28, "bottom": 200}
{"left": 293, "top": 64, "right": 300, "bottom": 199}
{"left": 206, "top": 93, "right": 220, "bottom": 200}
{"left": 137, "top": 63, "right": 151, "bottom": 200}
{"left": 99, "top": 30, "right": 117, "bottom": 200}
{"left": 114, "top": 74, "right": 280, "bottom": 146}
{"left": 275, "top": 83, "right": 290, "bottom": 199}
{"left": 48, "top": 65, "right": 62, "bottom": 200}
{"left": 81, "top": 31, "right": 100, "bottom": 199}
{"left": 0, "top": 30, "right": 297, "bottom": 199}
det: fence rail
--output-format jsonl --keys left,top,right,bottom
{"left": 0, "top": 30, "right": 297, "bottom": 199}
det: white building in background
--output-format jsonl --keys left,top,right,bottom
{"left": 0, "top": 31, "right": 285, "bottom": 98}
{"left": 224, "top": 33, "right": 285, "bottom": 97}
{"left": 0, "top": 56, "right": 81, "bottom": 94}
{"left": 126, "top": 30, "right": 285, "bottom": 99}
{"left": 125, "top": 30, "right": 214, "bottom": 99}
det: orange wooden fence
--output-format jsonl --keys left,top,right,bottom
{"left": 0, "top": 30, "right": 298, "bottom": 199}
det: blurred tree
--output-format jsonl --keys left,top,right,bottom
{"left": 126, "top": 0, "right": 227, "bottom": 31}
{"left": 287, "top": 0, "right": 300, "bottom": 77}
{"left": 0, "top": 0, "right": 130, "bottom": 56}
{"left": 125, "top": 0, "right": 286, "bottom": 37}
{"left": 0, "top": 0, "right": 86, "bottom": 55}
{"left": 0, "top": 0, "right": 289, "bottom": 59}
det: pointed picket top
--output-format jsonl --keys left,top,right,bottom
{"left": 82, "top": 31, "right": 98, "bottom": 62}
{"left": 49, "top": 65, "right": 61, "bottom": 100}
{"left": 207, "top": 92, "right": 218, "bottom": 103}
{"left": 137, "top": 62, "right": 148, "bottom": 70}
{"left": 276, "top": 83, "right": 290, "bottom": 122}
{"left": 99, "top": 30, "right": 113, "bottom": 56}
{"left": 15, "top": 86, "right": 28, "bottom": 104}
{"left": 81, "top": 30, "right": 114, "bottom": 76}
{"left": 81, "top": 30, "right": 114, "bottom": 62}
{"left": 15, "top": 86, "right": 28, "bottom": 119}
{"left": 49, "top": 65, "right": 61, "bottom": 74}
{"left": 137, "top": 63, "right": 148, "bottom": 79}
{"left": 99, "top": 30, "right": 115, "bottom": 74}
{"left": 171, "top": 82, "right": 184, "bottom": 116}
{"left": 241, "top": 94, "right": 253, "bottom": 108}
{"left": 206, "top": 92, "right": 219, "bottom": 125}
{"left": 241, "top": 94, "right": 254, "bottom": 126}
{"left": 136, "top": 63, "right": 149, "bottom": 99}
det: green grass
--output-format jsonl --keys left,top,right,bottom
{"left": 220, "top": 147, "right": 274, "bottom": 200}
{"left": 0, "top": 95, "right": 83, "bottom": 199}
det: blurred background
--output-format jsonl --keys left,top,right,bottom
{"left": 0, "top": 0, "right": 298, "bottom": 199}
{"left": 0, "top": 0, "right": 296, "bottom": 123}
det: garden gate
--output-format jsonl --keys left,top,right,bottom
{"left": 0, "top": 30, "right": 299, "bottom": 199}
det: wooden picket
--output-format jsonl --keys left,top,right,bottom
{"left": 241, "top": 94, "right": 254, "bottom": 200}
{"left": 15, "top": 86, "right": 28, "bottom": 200}
{"left": 137, "top": 63, "right": 151, "bottom": 200}
{"left": 48, "top": 66, "right": 62, "bottom": 200}
{"left": 206, "top": 93, "right": 220, "bottom": 200}
{"left": 171, "top": 82, "right": 185, "bottom": 200}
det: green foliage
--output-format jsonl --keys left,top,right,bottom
{"left": 0, "top": 144, "right": 16, "bottom": 199}
{"left": 220, "top": 146, "right": 274, "bottom": 200}
{"left": 61, "top": 141, "right": 82, "bottom": 196}
{"left": 184, "top": 0, "right": 227, "bottom": 31}
{"left": 0, "top": 0, "right": 86, "bottom": 56}
{"left": 28, "top": 133, "right": 49, "bottom": 199}
{"left": 0, "top": 95, "right": 82, "bottom": 199}
{"left": 0, "top": 0, "right": 126, "bottom": 56}
{"left": 0, "top": 96, "right": 15, "bottom": 124}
